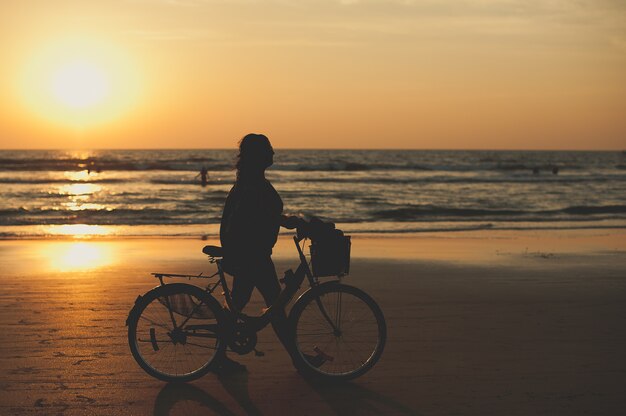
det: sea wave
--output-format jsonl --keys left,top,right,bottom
{"left": 3, "top": 203, "right": 625, "bottom": 227}
{"left": 272, "top": 162, "right": 433, "bottom": 172}
{"left": 0, "top": 174, "right": 623, "bottom": 186}
{"left": 297, "top": 176, "right": 623, "bottom": 185}
{"left": 491, "top": 163, "right": 581, "bottom": 171}
{"left": 149, "top": 179, "right": 228, "bottom": 185}
{"left": 0, "top": 158, "right": 433, "bottom": 172}
{"left": 1, "top": 150, "right": 622, "bottom": 176}
{"left": 0, "top": 178, "right": 126, "bottom": 184}
{"left": 2, "top": 221, "right": 626, "bottom": 239}
{"left": 0, "top": 157, "right": 232, "bottom": 172}
{"left": 373, "top": 204, "right": 626, "bottom": 221}
{"left": 0, "top": 207, "right": 221, "bottom": 226}
{"left": 0, "top": 156, "right": 611, "bottom": 174}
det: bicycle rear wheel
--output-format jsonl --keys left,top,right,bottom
{"left": 290, "top": 283, "right": 386, "bottom": 380}
{"left": 127, "top": 283, "right": 226, "bottom": 382}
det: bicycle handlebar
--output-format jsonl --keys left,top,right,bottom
{"left": 295, "top": 216, "right": 341, "bottom": 241}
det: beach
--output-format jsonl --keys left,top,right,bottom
{"left": 1, "top": 229, "right": 625, "bottom": 415}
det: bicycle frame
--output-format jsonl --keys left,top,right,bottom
{"left": 216, "top": 236, "right": 325, "bottom": 330}
{"left": 150, "top": 235, "right": 341, "bottom": 337}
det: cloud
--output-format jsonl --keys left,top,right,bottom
{"left": 120, "top": 0, "right": 626, "bottom": 54}
{"left": 127, "top": 29, "right": 211, "bottom": 40}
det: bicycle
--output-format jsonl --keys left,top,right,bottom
{"left": 126, "top": 222, "right": 386, "bottom": 382}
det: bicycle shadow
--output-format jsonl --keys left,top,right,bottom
{"left": 153, "top": 371, "right": 261, "bottom": 416}
{"left": 153, "top": 381, "right": 236, "bottom": 416}
{"left": 152, "top": 373, "right": 417, "bottom": 416}
{"left": 305, "top": 378, "right": 420, "bottom": 416}
{"left": 217, "top": 371, "right": 263, "bottom": 416}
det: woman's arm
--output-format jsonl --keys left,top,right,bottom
{"left": 280, "top": 214, "right": 299, "bottom": 229}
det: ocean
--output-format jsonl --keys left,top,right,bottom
{"left": 1, "top": 149, "right": 625, "bottom": 238}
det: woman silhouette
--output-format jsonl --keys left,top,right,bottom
{"left": 219, "top": 133, "right": 298, "bottom": 371}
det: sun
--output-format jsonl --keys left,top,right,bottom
{"left": 16, "top": 36, "right": 141, "bottom": 127}
{"left": 51, "top": 60, "right": 110, "bottom": 109}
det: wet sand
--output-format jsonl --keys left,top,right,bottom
{"left": 1, "top": 230, "right": 625, "bottom": 415}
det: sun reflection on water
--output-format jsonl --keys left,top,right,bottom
{"left": 62, "top": 202, "right": 109, "bottom": 211}
{"left": 59, "top": 183, "right": 102, "bottom": 196}
{"left": 64, "top": 170, "right": 93, "bottom": 181}
{"left": 65, "top": 151, "right": 92, "bottom": 160}
{"left": 45, "top": 242, "right": 116, "bottom": 272}
{"left": 47, "top": 224, "right": 111, "bottom": 237}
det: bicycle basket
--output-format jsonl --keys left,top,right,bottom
{"left": 310, "top": 235, "right": 351, "bottom": 277}
{"left": 157, "top": 293, "right": 214, "bottom": 319}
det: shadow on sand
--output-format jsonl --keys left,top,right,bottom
{"left": 305, "top": 378, "right": 419, "bottom": 416}
{"left": 154, "top": 374, "right": 418, "bottom": 416}
{"left": 153, "top": 381, "right": 235, "bottom": 416}
{"left": 153, "top": 371, "right": 260, "bottom": 416}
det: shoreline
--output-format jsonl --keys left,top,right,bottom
{"left": 1, "top": 224, "right": 626, "bottom": 241}
{"left": 1, "top": 228, "right": 624, "bottom": 277}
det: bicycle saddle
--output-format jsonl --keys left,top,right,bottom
{"left": 202, "top": 245, "right": 223, "bottom": 258}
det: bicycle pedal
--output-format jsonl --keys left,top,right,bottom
{"left": 314, "top": 346, "right": 334, "bottom": 362}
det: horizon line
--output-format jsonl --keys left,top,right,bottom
{"left": 0, "top": 147, "right": 625, "bottom": 152}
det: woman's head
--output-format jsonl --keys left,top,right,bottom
{"left": 235, "top": 133, "right": 274, "bottom": 178}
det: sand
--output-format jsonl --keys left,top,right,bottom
{"left": 0, "top": 229, "right": 625, "bottom": 415}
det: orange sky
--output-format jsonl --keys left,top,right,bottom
{"left": 0, "top": 0, "right": 625, "bottom": 149}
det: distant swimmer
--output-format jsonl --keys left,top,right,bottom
{"left": 87, "top": 161, "right": 101, "bottom": 175}
{"left": 196, "top": 167, "right": 209, "bottom": 187}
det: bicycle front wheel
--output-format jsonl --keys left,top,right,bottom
{"left": 290, "top": 283, "right": 386, "bottom": 380}
{"left": 127, "top": 283, "right": 226, "bottom": 382}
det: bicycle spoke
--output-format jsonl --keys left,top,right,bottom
{"left": 139, "top": 315, "right": 171, "bottom": 331}
{"left": 137, "top": 338, "right": 173, "bottom": 343}
{"left": 297, "top": 331, "right": 335, "bottom": 336}
{"left": 294, "top": 287, "right": 384, "bottom": 378}
{"left": 185, "top": 341, "right": 218, "bottom": 350}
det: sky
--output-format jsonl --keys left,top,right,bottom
{"left": 0, "top": 0, "right": 625, "bottom": 150}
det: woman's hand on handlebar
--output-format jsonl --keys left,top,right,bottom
{"left": 280, "top": 215, "right": 300, "bottom": 229}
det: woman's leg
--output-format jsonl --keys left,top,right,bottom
{"left": 254, "top": 258, "right": 298, "bottom": 359}
{"left": 217, "top": 272, "right": 255, "bottom": 371}
{"left": 230, "top": 274, "right": 255, "bottom": 312}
